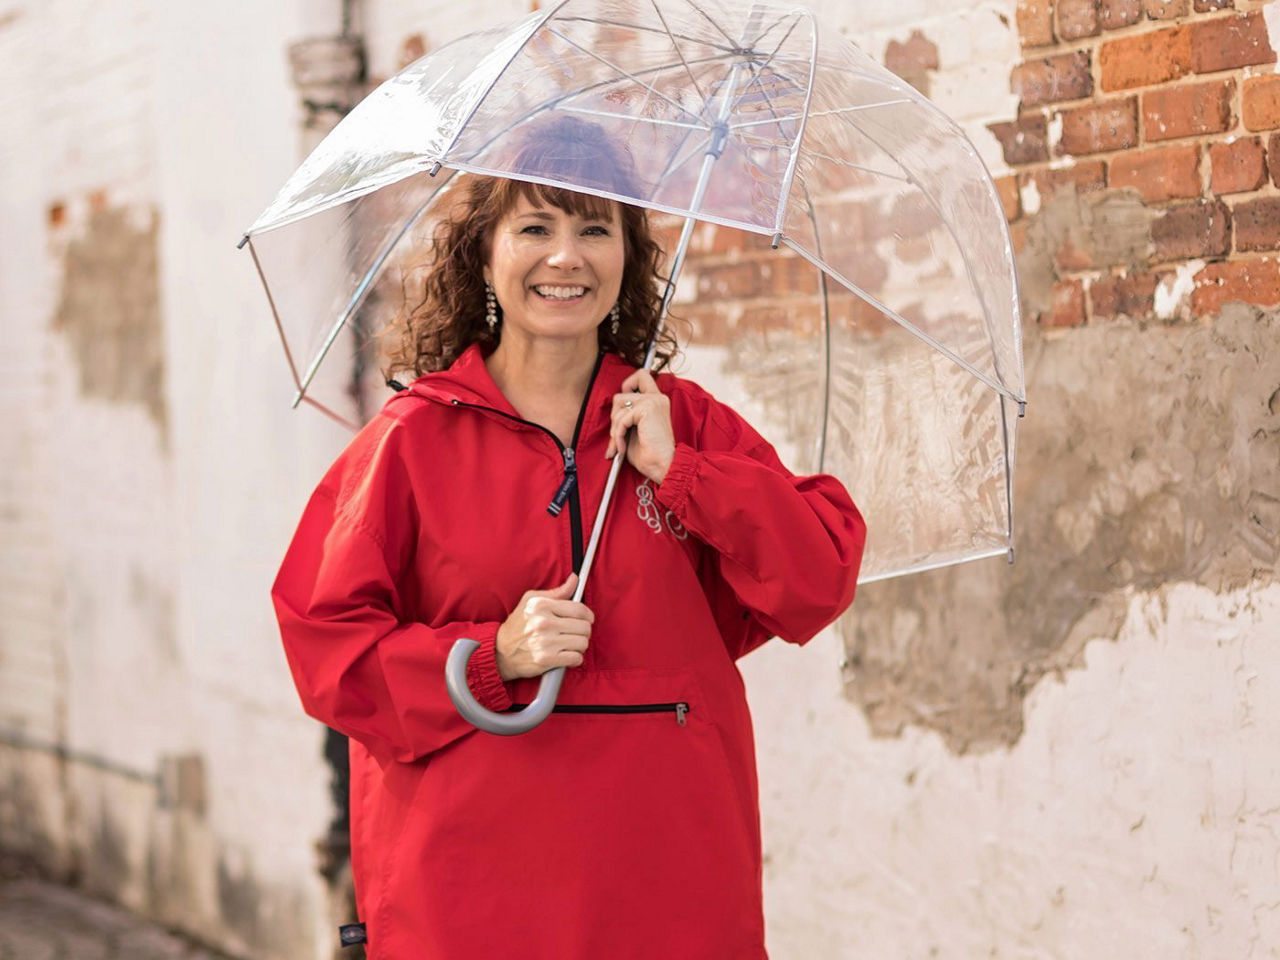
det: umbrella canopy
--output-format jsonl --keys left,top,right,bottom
{"left": 243, "top": 0, "right": 1026, "bottom": 585}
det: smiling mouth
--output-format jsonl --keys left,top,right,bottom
{"left": 532, "top": 284, "right": 588, "bottom": 301}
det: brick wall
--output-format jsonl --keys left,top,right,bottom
{"left": 994, "top": 1, "right": 1280, "bottom": 325}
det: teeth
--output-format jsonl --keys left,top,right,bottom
{"left": 534, "top": 285, "right": 586, "bottom": 300}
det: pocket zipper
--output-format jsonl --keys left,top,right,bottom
{"left": 507, "top": 701, "right": 690, "bottom": 726}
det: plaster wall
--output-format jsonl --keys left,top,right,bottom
{"left": 0, "top": 2, "right": 352, "bottom": 956}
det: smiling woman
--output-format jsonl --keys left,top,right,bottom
{"left": 272, "top": 114, "right": 866, "bottom": 959}
{"left": 383, "top": 116, "right": 676, "bottom": 379}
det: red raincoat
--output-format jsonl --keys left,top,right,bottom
{"left": 272, "top": 343, "right": 865, "bottom": 959}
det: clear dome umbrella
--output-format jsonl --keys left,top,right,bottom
{"left": 242, "top": 0, "right": 1026, "bottom": 734}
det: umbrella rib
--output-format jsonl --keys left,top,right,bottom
{"left": 768, "top": 11, "right": 817, "bottom": 239}
{"left": 835, "top": 113, "right": 1019, "bottom": 395}
{"left": 431, "top": 0, "right": 572, "bottom": 168}
{"left": 246, "top": 237, "right": 303, "bottom": 391}
{"left": 731, "top": 112, "right": 804, "bottom": 130}
{"left": 806, "top": 99, "right": 914, "bottom": 120}
{"left": 558, "top": 103, "right": 710, "bottom": 131}
{"left": 648, "top": 0, "right": 710, "bottom": 110}
{"left": 790, "top": 147, "right": 912, "bottom": 182}
{"left": 684, "top": 0, "right": 741, "bottom": 48}
{"left": 744, "top": 10, "right": 796, "bottom": 52}
{"left": 857, "top": 547, "right": 1012, "bottom": 586}
{"left": 657, "top": 130, "right": 716, "bottom": 184}
{"left": 452, "top": 50, "right": 734, "bottom": 176}
{"left": 782, "top": 238, "right": 1020, "bottom": 403}
{"left": 555, "top": 15, "right": 738, "bottom": 55}
{"left": 546, "top": 27, "right": 703, "bottom": 122}
{"left": 747, "top": 13, "right": 803, "bottom": 73}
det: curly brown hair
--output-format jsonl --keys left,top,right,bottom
{"left": 383, "top": 116, "right": 679, "bottom": 379}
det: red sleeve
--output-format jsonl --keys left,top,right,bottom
{"left": 271, "top": 413, "right": 511, "bottom": 764}
{"left": 655, "top": 388, "right": 866, "bottom": 656}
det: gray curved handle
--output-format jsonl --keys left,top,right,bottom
{"left": 445, "top": 638, "right": 565, "bottom": 736}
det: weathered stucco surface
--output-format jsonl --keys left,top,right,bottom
{"left": 841, "top": 304, "right": 1280, "bottom": 752}
{"left": 744, "top": 579, "right": 1280, "bottom": 958}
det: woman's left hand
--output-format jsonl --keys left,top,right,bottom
{"left": 606, "top": 370, "right": 675, "bottom": 484}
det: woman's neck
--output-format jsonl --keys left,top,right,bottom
{"left": 484, "top": 333, "right": 599, "bottom": 441}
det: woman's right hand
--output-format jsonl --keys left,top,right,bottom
{"left": 495, "top": 573, "right": 594, "bottom": 680}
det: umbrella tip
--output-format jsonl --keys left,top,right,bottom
{"left": 1007, "top": 546, "right": 1016, "bottom": 565}
{"left": 770, "top": 232, "right": 783, "bottom": 249}
{"left": 429, "top": 161, "right": 442, "bottom": 177}
{"left": 1017, "top": 399, "right": 1027, "bottom": 419}
{"left": 236, "top": 234, "right": 249, "bottom": 250}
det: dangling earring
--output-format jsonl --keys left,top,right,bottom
{"left": 485, "top": 282, "right": 498, "bottom": 332}
{"left": 609, "top": 302, "right": 621, "bottom": 336}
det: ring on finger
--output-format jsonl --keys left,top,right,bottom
{"left": 623, "top": 399, "right": 634, "bottom": 408}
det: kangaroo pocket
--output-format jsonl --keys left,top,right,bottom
{"left": 387, "top": 667, "right": 765, "bottom": 960}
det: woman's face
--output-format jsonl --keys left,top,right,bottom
{"left": 483, "top": 194, "right": 625, "bottom": 347}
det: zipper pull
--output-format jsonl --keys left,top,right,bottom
{"left": 674, "top": 702, "right": 689, "bottom": 726}
{"left": 547, "top": 447, "right": 577, "bottom": 516}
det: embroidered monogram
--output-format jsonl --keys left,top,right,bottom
{"left": 636, "top": 479, "right": 688, "bottom": 540}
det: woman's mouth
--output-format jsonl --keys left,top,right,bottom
{"left": 532, "top": 284, "right": 588, "bottom": 302}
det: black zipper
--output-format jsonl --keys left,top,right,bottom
{"left": 447, "top": 352, "right": 604, "bottom": 574}
{"left": 507, "top": 702, "right": 691, "bottom": 725}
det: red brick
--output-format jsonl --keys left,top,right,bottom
{"left": 996, "top": 175, "right": 1022, "bottom": 221}
{"left": 1143, "top": 0, "right": 1188, "bottom": 20}
{"left": 1111, "top": 144, "right": 1202, "bottom": 201}
{"left": 1101, "top": 0, "right": 1142, "bottom": 29}
{"left": 1193, "top": 0, "right": 1231, "bottom": 9}
{"left": 1142, "top": 79, "right": 1234, "bottom": 141}
{"left": 1210, "top": 138, "right": 1267, "bottom": 194}
{"left": 696, "top": 262, "right": 764, "bottom": 298}
{"left": 1151, "top": 199, "right": 1231, "bottom": 260}
{"left": 1046, "top": 279, "right": 1087, "bottom": 326}
{"left": 1099, "top": 26, "right": 1192, "bottom": 91}
{"left": 1058, "top": 98, "right": 1139, "bottom": 155}
{"left": 1269, "top": 134, "right": 1280, "bottom": 187}
{"left": 988, "top": 114, "right": 1049, "bottom": 165}
{"left": 1189, "top": 12, "right": 1275, "bottom": 74}
{"left": 1242, "top": 75, "right": 1280, "bottom": 131}
{"left": 1024, "top": 160, "right": 1109, "bottom": 197}
{"left": 1057, "top": 0, "right": 1101, "bottom": 39}
{"left": 1055, "top": 233, "right": 1096, "bottom": 271}
{"left": 1192, "top": 258, "right": 1280, "bottom": 315}
{"left": 1010, "top": 219, "right": 1031, "bottom": 255}
{"left": 1232, "top": 196, "right": 1280, "bottom": 251}
{"left": 1012, "top": 51, "right": 1093, "bottom": 107}
{"left": 1018, "top": 0, "right": 1056, "bottom": 47}
{"left": 885, "top": 29, "right": 939, "bottom": 92}
{"left": 1090, "top": 270, "right": 1161, "bottom": 318}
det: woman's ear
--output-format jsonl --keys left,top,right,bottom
{"left": 482, "top": 263, "right": 492, "bottom": 286}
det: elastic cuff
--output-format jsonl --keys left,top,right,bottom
{"left": 465, "top": 623, "right": 513, "bottom": 712}
{"left": 655, "top": 442, "right": 699, "bottom": 517}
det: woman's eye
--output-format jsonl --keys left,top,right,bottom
{"left": 519, "top": 225, "right": 547, "bottom": 235}
{"left": 583, "top": 226, "right": 609, "bottom": 236}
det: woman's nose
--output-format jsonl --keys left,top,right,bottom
{"left": 546, "top": 235, "right": 584, "bottom": 270}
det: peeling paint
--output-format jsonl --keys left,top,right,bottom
{"left": 1047, "top": 112, "right": 1063, "bottom": 154}
{"left": 1019, "top": 177, "right": 1041, "bottom": 217}
{"left": 50, "top": 203, "right": 167, "bottom": 441}
{"left": 1263, "top": 2, "right": 1280, "bottom": 57}
{"left": 841, "top": 304, "right": 1280, "bottom": 752}
{"left": 1155, "top": 260, "right": 1203, "bottom": 320}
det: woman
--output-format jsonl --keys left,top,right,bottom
{"left": 272, "top": 118, "right": 866, "bottom": 959}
